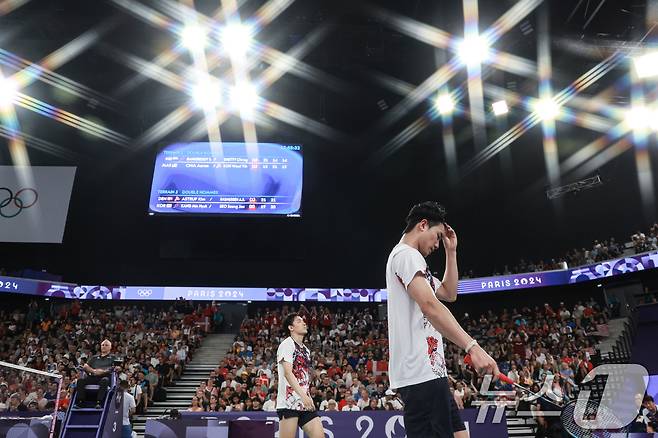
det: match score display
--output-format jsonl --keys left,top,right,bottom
{"left": 148, "top": 142, "right": 303, "bottom": 217}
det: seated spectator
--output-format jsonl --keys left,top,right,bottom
{"left": 188, "top": 396, "right": 204, "bottom": 412}
{"left": 363, "top": 397, "right": 380, "bottom": 411}
{"left": 128, "top": 377, "right": 143, "bottom": 412}
{"left": 7, "top": 393, "right": 27, "bottom": 412}
{"left": 262, "top": 392, "right": 277, "bottom": 412}
{"left": 341, "top": 396, "right": 360, "bottom": 411}
{"left": 356, "top": 388, "right": 371, "bottom": 410}
{"left": 383, "top": 389, "right": 403, "bottom": 410}
{"left": 325, "top": 399, "right": 338, "bottom": 412}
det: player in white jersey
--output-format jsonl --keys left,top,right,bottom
{"left": 276, "top": 312, "right": 325, "bottom": 438}
{"left": 386, "top": 201, "right": 500, "bottom": 438}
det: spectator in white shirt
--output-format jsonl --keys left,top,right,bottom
{"left": 383, "top": 389, "right": 404, "bottom": 410}
{"left": 507, "top": 364, "right": 520, "bottom": 383}
{"left": 256, "top": 362, "right": 272, "bottom": 380}
{"left": 356, "top": 389, "right": 371, "bottom": 410}
{"left": 452, "top": 384, "right": 464, "bottom": 409}
{"left": 341, "top": 396, "right": 360, "bottom": 411}
{"left": 129, "top": 378, "right": 142, "bottom": 411}
{"left": 220, "top": 374, "right": 240, "bottom": 390}
{"left": 176, "top": 347, "right": 187, "bottom": 363}
{"left": 262, "top": 393, "right": 277, "bottom": 412}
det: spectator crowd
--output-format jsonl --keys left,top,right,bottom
{"left": 0, "top": 282, "right": 650, "bottom": 435}
{"left": 463, "top": 223, "right": 658, "bottom": 279}
{"left": 191, "top": 297, "right": 618, "bottom": 430}
{"left": 0, "top": 298, "right": 214, "bottom": 414}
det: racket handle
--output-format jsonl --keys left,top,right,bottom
{"left": 464, "top": 354, "right": 513, "bottom": 384}
{"left": 497, "top": 373, "right": 514, "bottom": 385}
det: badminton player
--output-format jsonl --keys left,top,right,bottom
{"left": 276, "top": 313, "right": 325, "bottom": 438}
{"left": 386, "top": 201, "right": 500, "bottom": 438}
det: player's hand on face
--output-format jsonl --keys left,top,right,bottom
{"left": 442, "top": 224, "right": 458, "bottom": 252}
{"left": 302, "top": 395, "right": 315, "bottom": 411}
{"left": 469, "top": 345, "right": 500, "bottom": 380}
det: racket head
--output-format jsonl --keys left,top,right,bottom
{"left": 560, "top": 400, "right": 631, "bottom": 438}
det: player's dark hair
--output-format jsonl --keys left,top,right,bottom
{"left": 403, "top": 201, "right": 447, "bottom": 233}
{"left": 283, "top": 312, "right": 300, "bottom": 335}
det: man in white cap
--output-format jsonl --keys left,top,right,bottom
{"left": 383, "top": 389, "right": 403, "bottom": 410}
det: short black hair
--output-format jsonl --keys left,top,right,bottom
{"left": 283, "top": 312, "right": 300, "bottom": 335}
{"left": 403, "top": 201, "right": 447, "bottom": 233}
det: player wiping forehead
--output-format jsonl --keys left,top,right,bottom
{"left": 387, "top": 201, "right": 500, "bottom": 438}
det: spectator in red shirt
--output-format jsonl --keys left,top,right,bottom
{"left": 309, "top": 310, "right": 319, "bottom": 328}
{"left": 583, "top": 306, "right": 595, "bottom": 318}
{"left": 511, "top": 334, "right": 526, "bottom": 356}
{"left": 321, "top": 311, "right": 332, "bottom": 328}
{"left": 327, "top": 361, "right": 342, "bottom": 379}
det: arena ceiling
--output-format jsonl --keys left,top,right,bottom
{"left": 1, "top": 0, "right": 657, "bottom": 287}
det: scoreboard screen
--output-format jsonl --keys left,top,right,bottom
{"left": 148, "top": 142, "right": 303, "bottom": 217}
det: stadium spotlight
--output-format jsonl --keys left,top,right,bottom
{"left": 492, "top": 100, "right": 509, "bottom": 116}
{"left": 181, "top": 24, "right": 207, "bottom": 51}
{"left": 229, "top": 82, "right": 258, "bottom": 115}
{"left": 457, "top": 35, "right": 490, "bottom": 66}
{"left": 220, "top": 22, "right": 254, "bottom": 58}
{"left": 191, "top": 78, "right": 223, "bottom": 111}
{"left": 632, "top": 51, "right": 658, "bottom": 79}
{"left": 0, "top": 77, "right": 17, "bottom": 108}
{"left": 534, "top": 97, "right": 560, "bottom": 121}
{"left": 624, "top": 106, "right": 654, "bottom": 131}
{"left": 435, "top": 93, "right": 455, "bottom": 115}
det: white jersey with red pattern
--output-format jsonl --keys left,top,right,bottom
{"left": 422, "top": 268, "right": 448, "bottom": 379}
{"left": 276, "top": 336, "right": 311, "bottom": 410}
{"left": 386, "top": 242, "right": 448, "bottom": 389}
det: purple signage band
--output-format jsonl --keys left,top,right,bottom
{"left": 0, "top": 276, "right": 76, "bottom": 296}
{"left": 457, "top": 270, "right": 569, "bottom": 294}
{"left": 3, "top": 250, "right": 657, "bottom": 301}
{"left": 457, "top": 250, "right": 658, "bottom": 294}
{"left": 145, "top": 409, "right": 509, "bottom": 438}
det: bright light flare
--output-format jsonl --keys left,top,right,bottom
{"left": 191, "top": 78, "right": 223, "bottom": 111}
{"left": 181, "top": 25, "right": 207, "bottom": 51}
{"left": 632, "top": 51, "right": 658, "bottom": 79}
{"left": 492, "top": 99, "right": 509, "bottom": 115}
{"left": 0, "top": 77, "right": 17, "bottom": 108}
{"left": 220, "top": 22, "right": 254, "bottom": 58}
{"left": 534, "top": 97, "right": 560, "bottom": 120}
{"left": 457, "top": 35, "right": 490, "bottom": 66}
{"left": 230, "top": 82, "right": 259, "bottom": 115}
{"left": 435, "top": 93, "right": 455, "bottom": 115}
{"left": 624, "top": 106, "right": 656, "bottom": 131}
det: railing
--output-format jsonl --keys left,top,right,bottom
{"left": 601, "top": 303, "right": 640, "bottom": 364}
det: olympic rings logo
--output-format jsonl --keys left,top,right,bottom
{"left": 0, "top": 187, "right": 38, "bottom": 218}
{"left": 137, "top": 289, "right": 153, "bottom": 297}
